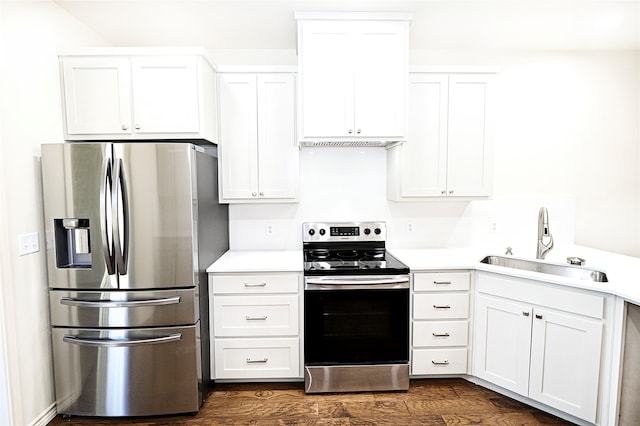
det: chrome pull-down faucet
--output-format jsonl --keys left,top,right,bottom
{"left": 536, "top": 207, "right": 553, "bottom": 259}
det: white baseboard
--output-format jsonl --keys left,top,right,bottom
{"left": 30, "top": 402, "right": 56, "bottom": 426}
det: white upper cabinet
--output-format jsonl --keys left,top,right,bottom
{"left": 387, "top": 71, "right": 495, "bottom": 199}
{"left": 61, "top": 57, "right": 132, "bottom": 136}
{"left": 130, "top": 57, "right": 201, "bottom": 134}
{"left": 218, "top": 72, "right": 299, "bottom": 203}
{"left": 296, "top": 13, "right": 410, "bottom": 143}
{"left": 59, "top": 48, "right": 217, "bottom": 143}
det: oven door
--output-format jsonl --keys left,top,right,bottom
{"left": 304, "top": 275, "right": 410, "bottom": 366}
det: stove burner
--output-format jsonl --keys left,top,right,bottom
{"left": 337, "top": 250, "right": 359, "bottom": 259}
{"left": 364, "top": 250, "right": 385, "bottom": 260}
{"left": 309, "top": 249, "right": 330, "bottom": 259}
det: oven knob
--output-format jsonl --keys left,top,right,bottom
{"left": 374, "top": 227, "right": 382, "bottom": 235}
{"left": 364, "top": 228, "right": 371, "bottom": 235}
{"left": 319, "top": 228, "right": 326, "bottom": 236}
{"left": 308, "top": 229, "right": 315, "bottom": 236}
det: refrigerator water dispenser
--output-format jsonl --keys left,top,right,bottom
{"left": 54, "top": 218, "right": 91, "bottom": 268}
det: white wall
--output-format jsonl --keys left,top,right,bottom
{"left": 0, "top": 1, "right": 108, "bottom": 424}
{"left": 228, "top": 49, "right": 640, "bottom": 258}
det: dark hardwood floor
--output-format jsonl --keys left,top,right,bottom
{"left": 48, "top": 379, "right": 575, "bottom": 425}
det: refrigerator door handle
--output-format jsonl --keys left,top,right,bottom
{"left": 100, "top": 157, "right": 115, "bottom": 275}
{"left": 113, "top": 157, "right": 130, "bottom": 275}
{"left": 60, "top": 296, "right": 181, "bottom": 308}
{"left": 63, "top": 333, "right": 182, "bottom": 347}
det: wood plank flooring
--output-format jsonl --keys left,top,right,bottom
{"left": 48, "top": 379, "right": 576, "bottom": 425}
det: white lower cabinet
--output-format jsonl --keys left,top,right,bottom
{"left": 473, "top": 272, "right": 605, "bottom": 423}
{"left": 411, "top": 271, "right": 471, "bottom": 375}
{"left": 214, "top": 338, "right": 299, "bottom": 380}
{"left": 209, "top": 272, "right": 301, "bottom": 380}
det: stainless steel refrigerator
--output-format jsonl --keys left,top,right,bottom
{"left": 41, "top": 142, "right": 228, "bottom": 417}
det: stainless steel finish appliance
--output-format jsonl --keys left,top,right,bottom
{"left": 302, "top": 222, "right": 410, "bottom": 393}
{"left": 41, "top": 143, "right": 228, "bottom": 417}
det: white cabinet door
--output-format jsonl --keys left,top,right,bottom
{"left": 298, "top": 19, "right": 408, "bottom": 140}
{"left": 529, "top": 307, "right": 603, "bottom": 422}
{"left": 446, "top": 74, "right": 494, "bottom": 197}
{"left": 219, "top": 73, "right": 298, "bottom": 202}
{"left": 352, "top": 21, "right": 407, "bottom": 138}
{"left": 131, "top": 56, "right": 200, "bottom": 134}
{"left": 62, "top": 57, "right": 132, "bottom": 136}
{"left": 474, "top": 294, "right": 532, "bottom": 396}
{"left": 256, "top": 74, "right": 298, "bottom": 199}
{"left": 219, "top": 74, "right": 259, "bottom": 199}
{"left": 299, "top": 21, "right": 352, "bottom": 138}
{"left": 395, "top": 74, "right": 448, "bottom": 197}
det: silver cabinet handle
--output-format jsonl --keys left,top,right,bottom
{"left": 135, "top": 124, "right": 141, "bottom": 130}
{"left": 246, "top": 358, "right": 268, "bottom": 364}
{"left": 431, "top": 360, "right": 450, "bottom": 366}
{"left": 60, "top": 296, "right": 180, "bottom": 308}
{"left": 441, "top": 190, "right": 446, "bottom": 195}
{"left": 535, "top": 314, "right": 543, "bottom": 319}
{"left": 245, "top": 315, "right": 268, "bottom": 321}
{"left": 252, "top": 192, "right": 257, "bottom": 197}
{"left": 433, "top": 281, "right": 452, "bottom": 285}
{"left": 244, "top": 282, "right": 267, "bottom": 287}
{"left": 348, "top": 129, "right": 353, "bottom": 134}
{"left": 432, "top": 332, "right": 450, "bottom": 337}
{"left": 433, "top": 304, "right": 451, "bottom": 309}
{"left": 63, "top": 333, "right": 181, "bottom": 347}
{"left": 523, "top": 311, "right": 530, "bottom": 316}
{"left": 356, "top": 129, "right": 361, "bottom": 134}
{"left": 449, "top": 190, "right": 454, "bottom": 194}
{"left": 259, "top": 192, "right": 264, "bottom": 196}
{"left": 121, "top": 124, "right": 128, "bottom": 131}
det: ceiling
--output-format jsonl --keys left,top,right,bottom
{"left": 53, "top": 0, "right": 640, "bottom": 51}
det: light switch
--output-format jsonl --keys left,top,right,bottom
{"left": 18, "top": 232, "right": 39, "bottom": 256}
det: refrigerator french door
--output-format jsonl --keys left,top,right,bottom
{"left": 41, "top": 142, "right": 228, "bottom": 417}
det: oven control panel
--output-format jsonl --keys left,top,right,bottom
{"left": 303, "top": 222, "right": 386, "bottom": 242}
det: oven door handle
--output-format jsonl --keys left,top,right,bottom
{"left": 305, "top": 276, "right": 409, "bottom": 290}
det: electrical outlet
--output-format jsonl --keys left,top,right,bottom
{"left": 265, "top": 224, "right": 273, "bottom": 236}
{"left": 406, "top": 222, "right": 414, "bottom": 232}
{"left": 18, "top": 232, "right": 39, "bottom": 256}
{"left": 490, "top": 221, "right": 498, "bottom": 233}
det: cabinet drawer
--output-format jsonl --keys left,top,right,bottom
{"left": 414, "top": 293, "right": 469, "bottom": 319}
{"left": 214, "top": 338, "right": 300, "bottom": 379}
{"left": 211, "top": 274, "right": 299, "bottom": 294}
{"left": 412, "top": 348, "right": 468, "bottom": 375}
{"left": 413, "top": 321, "right": 469, "bottom": 347}
{"left": 414, "top": 272, "right": 470, "bottom": 292}
{"left": 213, "top": 295, "right": 298, "bottom": 337}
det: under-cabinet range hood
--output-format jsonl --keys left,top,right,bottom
{"left": 299, "top": 140, "right": 400, "bottom": 147}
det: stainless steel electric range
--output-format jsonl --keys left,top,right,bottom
{"left": 302, "top": 221, "right": 410, "bottom": 393}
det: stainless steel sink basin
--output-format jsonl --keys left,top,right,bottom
{"left": 480, "top": 255, "right": 608, "bottom": 282}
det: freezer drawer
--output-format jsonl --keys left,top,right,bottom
{"left": 51, "top": 325, "right": 202, "bottom": 416}
{"left": 50, "top": 288, "right": 197, "bottom": 327}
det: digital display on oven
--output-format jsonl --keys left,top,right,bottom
{"left": 330, "top": 226, "right": 359, "bottom": 237}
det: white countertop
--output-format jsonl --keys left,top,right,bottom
{"left": 390, "top": 244, "right": 640, "bottom": 305}
{"left": 207, "top": 245, "right": 640, "bottom": 305}
{"left": 206, "top": 250, "right": 303, "bottom": 273}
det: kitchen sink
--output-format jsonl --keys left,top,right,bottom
{"left": 480, "top": 255, "right": 608, "bottom": 283}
